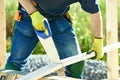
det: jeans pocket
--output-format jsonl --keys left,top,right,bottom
{"left": 14, "top": 21, "right": 36, "bottom": 37}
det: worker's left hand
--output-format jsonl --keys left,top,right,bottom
{"left": 89, "top": 38, "right": 103, "bottom": 60}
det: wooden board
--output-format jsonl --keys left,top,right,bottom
{"left": 106, "top": 0, "right": 118, "bottom": 79}
{"left": 17, "top": 52, "right": 95, "bottom": 80}
{"left": 37, "top": 37, "right": 65, "bottom": 76}
{"left": 40, "top": 76, "right": 82, "bottom": 80}
{"left": 0, "top": 69, "right": 28, "bottom": 80}
{"left": 103, "top": 42, "right": 120, "bottom": 53}
{"left": 0, "top": 0, "right": 6, "bottom": 69}
{"left": 0, "top": 69, "right": 27, "bottom": 76}
{"left": 17, "top": 43, "right": 120, "bottom": 80}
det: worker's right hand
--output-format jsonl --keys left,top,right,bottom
{"left": 30, "top": 11, "right": 49, "bottom": 35}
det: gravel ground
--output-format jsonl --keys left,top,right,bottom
{"left": 21, "top": 54, "right": 109, "bottom": 80}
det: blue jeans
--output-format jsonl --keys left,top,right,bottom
{"left": 7, "top": 9, "right": 84, "bottom": 78}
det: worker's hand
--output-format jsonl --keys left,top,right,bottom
{"left": 89, "top": 38, "right": 103, "bottom": 60}
{"left": 30, "top": 11, "right": 49, "bottom": 35}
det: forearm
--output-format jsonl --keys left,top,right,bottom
{"left": 18, "top": 0, "right": 37, "bottom": 14}
{"left": 90, "top": 12, "right": 103, "bottom": 38}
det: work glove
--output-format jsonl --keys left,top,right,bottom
{"left": 30, "top": 11, "right": 49, "bottom": 36}
{"left": 89, "top": 38, "right": 103, "bottom": 60}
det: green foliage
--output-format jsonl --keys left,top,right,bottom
{"left": 6, "top": 37, "right": 12, "bottom": 52}
{"left": 5, "top": 0, "right": 18, "bottom": 38}
{"left": 32, "top": 42, "right": 46, "bottom": 54}
{"left": 69, "top": 3, "right": 93, "bottom": 52}
{"left": 5, "top": 0, "right": 17, "bottom": 52}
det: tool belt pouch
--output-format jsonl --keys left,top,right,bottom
{"left": 14, "top": 11, "right": 22, "bottom": 21}
{"left": 14, "top": 3, "right": 22, "bottom": 21}
{"left": 65, "top": 12, "right": 72, "bottom": 24}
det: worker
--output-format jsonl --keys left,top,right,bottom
{"left": 5, "top": 0, "right": 103, "bottom": 78}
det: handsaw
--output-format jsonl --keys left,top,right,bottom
{"left": 34, "top": 19, "right": 65, "bottom": 76}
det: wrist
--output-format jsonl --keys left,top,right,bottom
{"left": 94, "top": 34, "right": 103, "bottom": 39}
{"left": 29, "top": 10, "right": 37, "bottom": 15}
{"left": 94, "top": 37, "right": 103, "bottom": 39}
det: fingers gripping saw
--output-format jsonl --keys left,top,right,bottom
{"left": 34, "top": 18, "right": 52, "bottom": 39}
